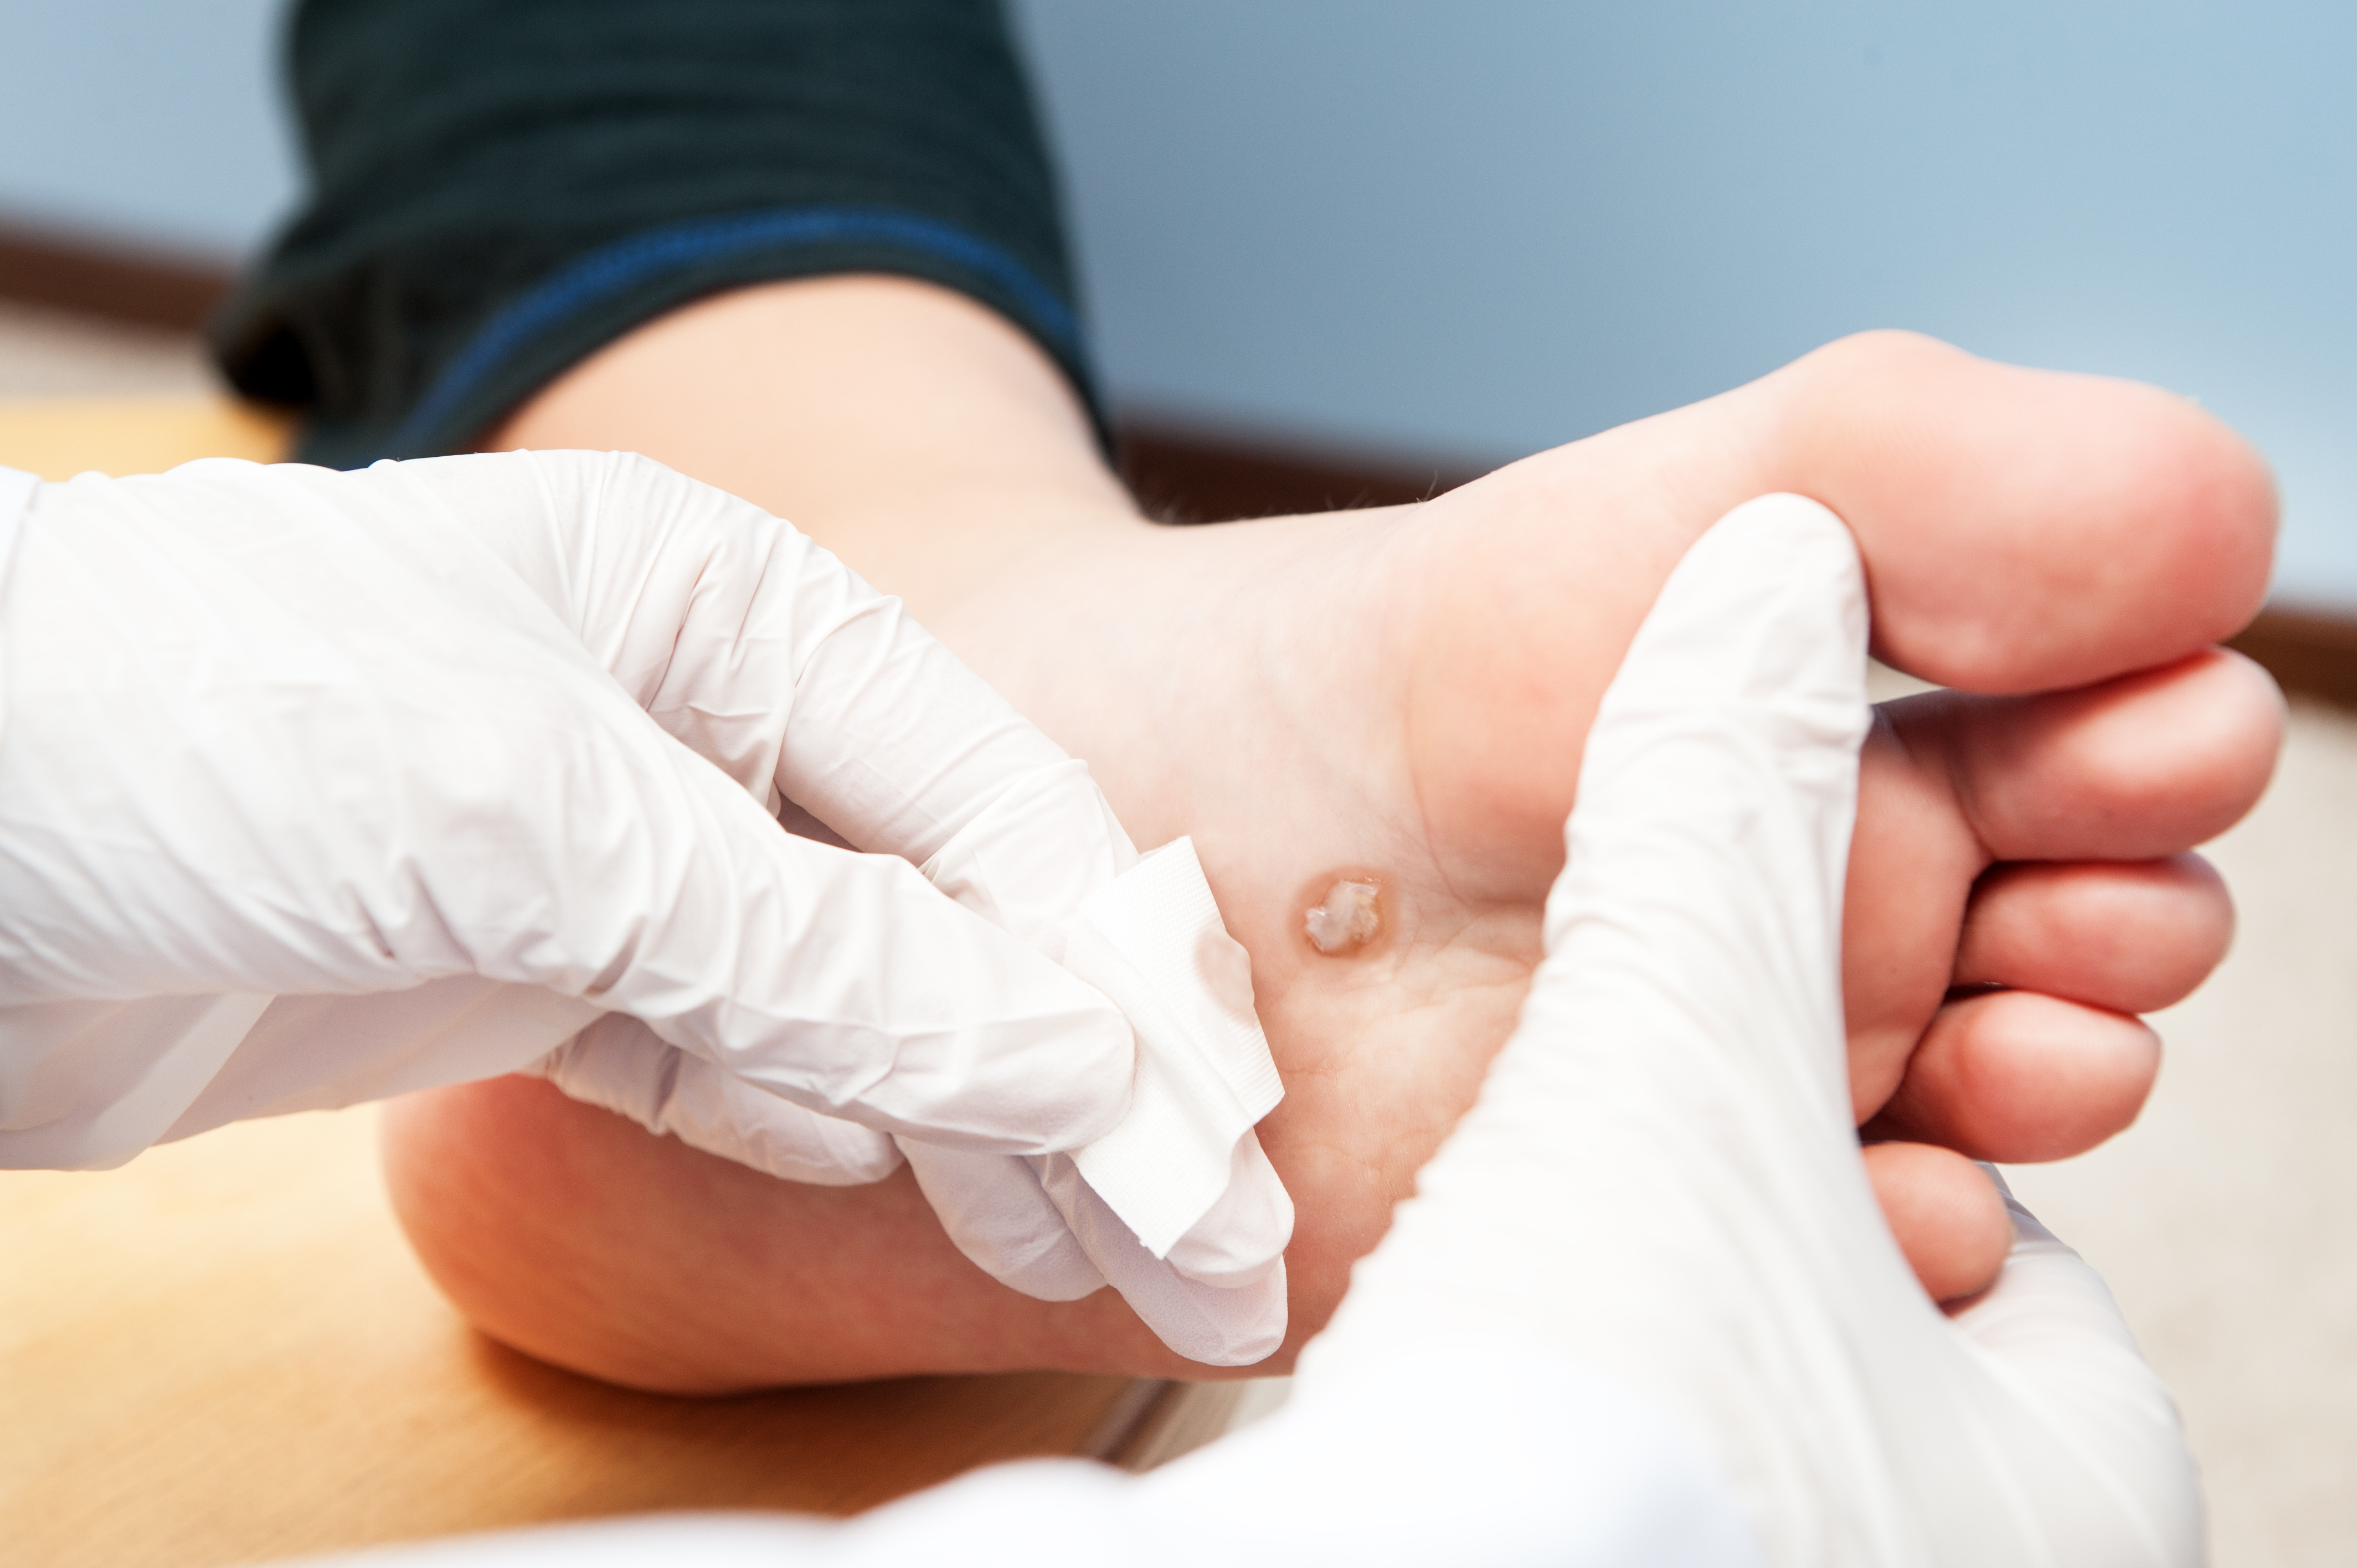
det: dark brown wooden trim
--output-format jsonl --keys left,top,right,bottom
{"left": 1082, "top": 1378, "right": 1255, "bottom": 1472}
{"left": 0, "top": 223, "right": 233, "bottom": 332}
{"left": 1080, "top": 1378, "right": 1180, "bottom": 1467}
{"left": 1118, "top": 422, "right": 1478, "bottom": 524}
{"left": 2227, "top": 607, "right": 2357, "bottom": 710}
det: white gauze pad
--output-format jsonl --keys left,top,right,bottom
{"left": 1061, "top": 838, "right": 1284, "bottom": 1260}
{"left": 908, "top": 780, "right": 1294, "bottom": 1364}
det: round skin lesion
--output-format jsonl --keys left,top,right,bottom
{"left": 1304, "top": 876, "right": 1384, "bottom": 956}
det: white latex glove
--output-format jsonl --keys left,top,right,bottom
{"left": 0, "top": 450, "right": 1133, "bottom": 1162}
{"left": 281, "top": 496, "right": 2196, "bottom": 1567}
{"left": 0, "top": 451, "right": 1288, "bottom": 1362}
{"left": 1304, "top": 493, "right": 2200, "bottom": 1564}
{"left": 367, "top": 449, "right": 1293, "bottom": 1360}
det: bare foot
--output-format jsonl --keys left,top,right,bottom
{"left": 383, "top": 293, "right": 2278, "bottom": 1390}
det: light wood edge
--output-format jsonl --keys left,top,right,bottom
{"left": 1088, "top": 1380, "right": 1254, "bottom": 1473}
{"left": 0, "top": 394, "right": 295, "bottom": 479}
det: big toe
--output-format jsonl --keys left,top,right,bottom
{"left": 1766, "top": 329, "right": 2277, "bottom": 693}
{"left": 1399, "top": 332, "right": 2276, "bottom": 893}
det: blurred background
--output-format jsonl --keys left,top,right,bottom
{"left": 1, "top": 3, "right": 2351, "bottom": 1564}
{"left": 5, "top": 1, "right": 2355, "bottom": 606}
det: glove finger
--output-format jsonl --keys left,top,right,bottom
{"left": 1943, "top": 1183, "right": 2204, "bottom": 1561}
{"left": 1034, "top": 1151, "right": 1289, "bottom": 1368}
{"left": 507, "top": 741, "right": 1138, "bottom": 1152}
{"left": 537, "top": 1015, "right": 902, "bottom": 1185}
{"left": 902, "top": 1134, "right": 1286, "bottom": 1368}
{"left": 1162, "top": 1130, "right": 1292, "bottom": 1290}
{"left": 898, "top": 1138, "right": 1107, "bottom": 1301}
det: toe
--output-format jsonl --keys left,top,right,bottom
{"left": 1862, "top": 990, "right": 2162, "bottom": 1163}
{"left": 1766, "top": 330, "right": 2279, "bottom": 693}
{"left": 1927, "top": 648, "right": 2284, "bottom": 862}
{"left": 1955, "top": 854, "right": 2233, "bottom": 1015}
{"left": 1862, "top": 1141, "right": 2013, "bottom": 1304}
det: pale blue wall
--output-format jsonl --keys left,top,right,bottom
{"left": 1012, "top": 0, "right": 2357, "bottom": 609}
{"left": 1, "top": 1, "right": 2351, "bottom": 605}
{"left": 0, "top": 0, "right": 294, "bottom": 258}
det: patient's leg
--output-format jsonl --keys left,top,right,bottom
{"left": 382, "top": 276, "right": 2276, "bottom": 1391}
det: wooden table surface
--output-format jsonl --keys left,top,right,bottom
{"left": 2, "top": 1107, "right": 1150, "bottom": 1568}
{"left": 0, "top": 394, "right": 292, "bottom": 478}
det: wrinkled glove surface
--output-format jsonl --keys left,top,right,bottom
{"left": 0, "top": 452, "right": 1289, "bottom": 1361}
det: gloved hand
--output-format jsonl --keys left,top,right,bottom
{"left": 1295, "top": 493, "right": 2199, "bottom": 1564}
{"left": 0, "top": 450, "right": 1136, "bottom": 1164}
{"left": 0, "top": 451, "right": 1289, "bottom": 1363}
{"left": 384, "top": 448, "right": 1293, "bottom": 1361}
